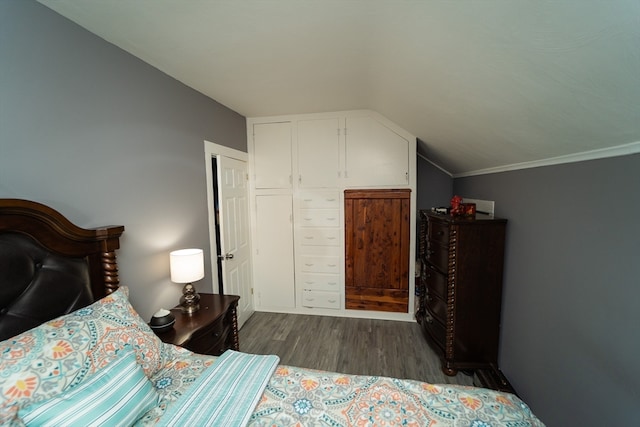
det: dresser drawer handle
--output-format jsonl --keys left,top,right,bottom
{"left": 305, "top": 263, "right": 314, "bottom": 266}
{"left": 304, "top": 236, "right": 314, "bottom": 239}
{"left": 328, "top": 299, "right": 337, "bottom": 303}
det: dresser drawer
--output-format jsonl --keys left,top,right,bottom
{"left": 428, "top": 218, "right": 450, "bottom": 245}
{"left": 299, "top": 273, "right": 341, "bottom": 291}
{"left": 299, "top": 209, "right": 340, "bottom": 227}
{"left": 300, "top": 255, "right": 340, "bottom": 273}
{"left": 298, "top": 192, "right": 340, "bottom": 209}
{"left": 299, "top": 228, "right": 341, "bottom": 246}
{"left": 423, "top": 264, "right": 447, "bottom": 300}
{"left": 302, "top": 290, "right": 341, "bottom": 309}
{"left": 423, "top": 312, "right": 446, "bottom": 349}
{"left": 426, "top": 241, "right": 449, "bottom": 274}
{"left": 425, "top": 292, "right": 447, "bottom": 324}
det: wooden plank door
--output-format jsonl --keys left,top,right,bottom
{"left": 345, "top": 189, "right": 410, "bottom": 312}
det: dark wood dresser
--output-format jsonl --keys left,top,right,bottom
{"left": 156, "top": 293, "right": 240, "bottom": 356}
{"left": 417, "top": 210, "right": 514, "bottom": 392}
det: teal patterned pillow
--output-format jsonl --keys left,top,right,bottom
{"left": 19, "top": 347, "right": 159, "bottom": 426}
{"left": 0, "top": 287, "right": 166, "bottom": 412}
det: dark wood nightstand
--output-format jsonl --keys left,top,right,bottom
{"left": 155, "top": 293, "right": 240, "bottom": 356}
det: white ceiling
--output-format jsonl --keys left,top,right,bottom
{"left": 38, "top": 0, "right": 640, "bottom": 176}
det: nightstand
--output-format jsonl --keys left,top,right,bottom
{"left": 155, "top": 293, "right": 240, "bottom": 356}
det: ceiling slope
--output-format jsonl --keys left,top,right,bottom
{"left": 37, "top": 0, "right": 640, "bottom": 175}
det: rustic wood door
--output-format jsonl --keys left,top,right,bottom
{"left": 345, "top": 189, "right": 410, "bottom": 312}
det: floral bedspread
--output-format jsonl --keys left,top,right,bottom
{"left": 0, "top": 287, "right": 544, "bottom": 426}
{"left": 142, "top": 348, "right": 544, "bottom": 427}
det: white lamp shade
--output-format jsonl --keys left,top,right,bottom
{"left": 169, "top": 249, "right": 205, "bottom": 283}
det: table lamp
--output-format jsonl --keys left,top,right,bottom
{"left": 169, "top": 248, "right": 204, "bottom": 314}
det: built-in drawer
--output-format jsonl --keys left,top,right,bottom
{"left": 425, "top": 292, "right": 447, "bottom": 325}
{"left": 298, "top": 228, "right": 341, "bottom": 246}
{"left": 298, "top": 192, "right": 340, "bottom": 209}
{"left": 299, "top": 273, "right": 341, "bottom": 292}
{"left": 423, "top": 264, "right": 447, "bottom": 300}
{"left": 302, "top": 289, "right": 341, "bottom": 309}
{"left": 428, "top": 218, "right": 450, "bottom": 246}
{"left": 299, "top": 209, "right": 340, "bottom": 227}
{"left": 426, "top": 241, "right": 449, "bottom": 274}
{"left": 300, "top": 255, "right": 340, "bottom": 274}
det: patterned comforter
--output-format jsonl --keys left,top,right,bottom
{"left": 139, "top": 346, "right": 543, "bottom": 427}
{"left": 0, "top": 287, "right": 544, "bottom": 426}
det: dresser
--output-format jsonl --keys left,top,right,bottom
{"left": 156, "top": 293, "right": 240, "bottom": 356}
{"left": 417, "top": 211, "right": 507, "bottom": 377}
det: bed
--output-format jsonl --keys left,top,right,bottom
{"left": 0, "top": 199, "right": 545, "bottom": 426}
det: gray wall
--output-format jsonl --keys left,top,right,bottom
{"left": 0, "top": 1, "right": 247, "bottom": 320}
{"left": 454, "top": 154, "right": 640, "bottom": 426}
{"left": 416, "top": 154, "right": 453, "bottom": 211}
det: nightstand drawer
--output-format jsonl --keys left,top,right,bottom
{"left": 156, "top": 294, "right": 240, "bottom": 357}
{"left": 188, "top": 323, "right": 232, "bottom": 355}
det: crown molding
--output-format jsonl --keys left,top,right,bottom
{"left": 453, "top": 141, "right": 640, "bottom": 178}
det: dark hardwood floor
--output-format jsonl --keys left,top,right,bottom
{"left": 238, "top": 311, "right": 474, "bottom": 386}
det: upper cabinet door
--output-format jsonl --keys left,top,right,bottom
{"left": 297, "top": 118, "right": 341, "bottom": 188}
{"left": 345, "top": 116, "right": 409, "bottom": 187}
{"left": 252, "top": 122, "right": 292, "bottom": 189}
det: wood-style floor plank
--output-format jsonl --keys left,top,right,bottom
{"left": 239, "top": 311, "right": 474, "bottom": 386}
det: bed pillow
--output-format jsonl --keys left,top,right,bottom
{"left": 19, "top": 347, "right": 158, "bottom": 426}
{"left": 0, "top": 286, "right": 165, "bottom": 411}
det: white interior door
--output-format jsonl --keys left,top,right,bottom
{"left": 204, "top": 141, "right": 254, "bottom": 330}
{"left": 217, "top": 156, "right": 253, "bottom": 329}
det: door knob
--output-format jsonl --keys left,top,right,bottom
{"left": 218, "top": 253, "right": 234, "bottom": 260}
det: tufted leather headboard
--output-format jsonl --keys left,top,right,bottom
{"left": 0, "top": 199, "right": 124, "bottom": 341}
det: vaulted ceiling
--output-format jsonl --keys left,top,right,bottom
{"left": 38, "top": 0, "right": 640, "bottom": 176}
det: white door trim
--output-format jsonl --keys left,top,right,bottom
{"left": 203, "top": 140, "right": 254, "bottom": 326}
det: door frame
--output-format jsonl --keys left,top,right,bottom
{"left": 203, "top": 140, "right": 253, "bottom": 304}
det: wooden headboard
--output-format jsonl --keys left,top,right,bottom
{"left": 0, "top": 199, "right": 124, "bottom": 340}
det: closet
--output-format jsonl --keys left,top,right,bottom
{"left": 248, "top": 110, "right": 416, "bottom": 319}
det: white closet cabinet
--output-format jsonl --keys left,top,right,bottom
{"left": 253, "top": 194, "right": 296, "bottom": 309}
{"left": 345, "top": 116, "right": 410, "bottom": 187}
{"left": 248, "top": 110, "right": 416, "bottom": 319}
{"left": 252, "top": 122, "right": 293, "bottom": 189}
{"left": 297, "top": 118, "right": 341, "bottom": 188}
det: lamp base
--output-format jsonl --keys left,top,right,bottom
{"left": 179, "top": 283, "right": 200, "bottom": 314}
